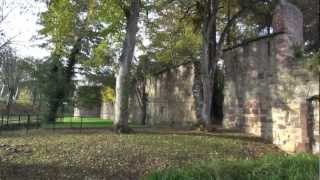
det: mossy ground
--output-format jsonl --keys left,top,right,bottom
{"left": 0, "top": 129, "right": 282, "bottom": 179}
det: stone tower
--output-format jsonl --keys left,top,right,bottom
{"left": 271, "top": 1, "right": 318, "bottom": 152}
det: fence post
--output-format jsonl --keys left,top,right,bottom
{"left": 70, "top": 116, "right": 72, "bottom": 128}
{"left": 80, "top": 116, "right": 83, "bottom": 133}
{"left": 18, "top": 115, "right": 21, "bottom": 128}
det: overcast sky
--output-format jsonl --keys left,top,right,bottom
{"left": 1, "top": 0, "right": 49, "bottom": 59}
{"left": 1, "top": 0, "right": 151, "bottom": 60}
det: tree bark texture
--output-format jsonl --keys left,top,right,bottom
{"left": 200, "top": 0, "right": 219, "bottom": 131}
{"left": 114, "top": 0, "right": 140, "bottom": 133}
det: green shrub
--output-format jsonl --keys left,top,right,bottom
{"left": 146, "top": 154, "right": 319, "bottom": 180}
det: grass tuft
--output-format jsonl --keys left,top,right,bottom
{"left": 147, "top": 154, "right": 319, "bottom": 180}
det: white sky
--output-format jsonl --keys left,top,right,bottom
{"left": 1, "top": 0, "right": 49, "bottom": 59}
{"left": 1, "top": 0, "right": 151, "bottom": 60}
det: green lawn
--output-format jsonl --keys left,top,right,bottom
{"left": 148, "top": 154, "right": 319, "bottom": 180}
{"left": 0, "top": 116, "right": 112, "bottom": 129}
{"left": 42, "top": 117, "right": 144, "bottom": 129}
{"left": 0, "top": 130, "right": 284, "bottom": 179}
{"left": 60, "top": 117, "right": 111, "bottom": 123}
{"left": 53, "top": 117, "right": 113, "bottom": 128}
{"left": 0, "top": 116, "right": 144, "bottom": 129}
{"left": 41, "top": 117, "right": 113, "bottom": 128}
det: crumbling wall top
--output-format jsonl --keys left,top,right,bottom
{"left": 273, "top": 0, "right": 303, "bottom": 46}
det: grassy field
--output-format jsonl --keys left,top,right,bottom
{"left": 148, "top": 154, "right": 319, "bottom": 180}
{"left": 0, "top": 129, "right": 284, "bottom": 180}
{"left": 43, "top": 117, "right": 144, "bottom": 129}
{"left": 47, "top": 117, "right": 114, "bottom": 128}
{"left": 0, "top": 116, "right": 144, "bottom": 129}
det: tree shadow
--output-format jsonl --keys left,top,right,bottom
{"left": 0, "top": 162, "right": 141, "bottom": 180}
{"left": 224, "top": 36, "right": 277, "bottom": 142}
{"left": 133, "top": 129, "right": 272, "bottom": 143}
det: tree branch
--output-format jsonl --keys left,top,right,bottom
{"left": 0, "top": 34, "right": 19, "bottom": 50}
{"left": 218, "top": 0, "right": 270, "bottom": 48}
{"left": 218, "top": 8, "right": 246, "bottom": 49}
{"left": 117, "top": 0, "right": 130, "bottom": 18}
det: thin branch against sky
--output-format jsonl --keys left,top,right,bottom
{"left": 0, "top": 0, "right": 49, "bottom": 59}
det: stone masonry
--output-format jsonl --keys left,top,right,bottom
{"left": 224, "top": 1, "right": 318, "bottom": 153}
{"left": 145, "top": 63, "right": 198, "bottom": 127}
{"left": 98, "top": 1, "right": 319, "bottom": 153}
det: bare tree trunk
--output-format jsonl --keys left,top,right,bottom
{"left": 198, "top": 0, "right": 246, "bottom": 130}
{"left": 114, "top": 0, "right": 140, "bottom": 133}
{"left": 200, "top": 0, "right": 219, "bottom": 131}
{"left": 13, "top": 86, "right": 19, "bottom": 100}
{"left": 32, "top": 88, "right": 37, "bottom": 108}
{"left": 141, "top": 80, "right": 147, "bottom": 125}
{"left": 6, "top": 86, "right": 14, "bottom": 115}
{"left": 0, "top": 84, "right": 4, "bottom": 96}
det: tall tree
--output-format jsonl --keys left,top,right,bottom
{"left": 114, "top": 0, "right": 140, "bottom": 133}
{"left": 175, "top": 0, "right": 268, "bottom": 130}
{"left": 195, "top": 0, "right": 245, "bottom": 130}
{"left": 0, "top": 47, "right": 30, "bottom": 114}
{"left": 39, "top": 0, "right": 126, "bottom": 122}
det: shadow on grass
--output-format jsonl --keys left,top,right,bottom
{"left": 1, "top": 126, "right": 269, "bottom": 144}
{"left": 132, "top": 128, "right": 270, "bottom": 143}
{"left": 0, "top": 162, "right": 140, "bottom": 180}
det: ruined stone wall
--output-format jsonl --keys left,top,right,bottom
{"left": 100, "top": 99, "right": 143, "bottom": 124}
{"left": 141, "top": 2, "right": 318, "bottom": 153}
{"left": 223, "top": 35, "right": 318, "bottom": 153}
{"left": 98, "top": 63, "right": 198, "bottom": 127}
{"left": 145, "top": 63, "right": 198, "bottom": 128}
{"left": 223, "top": 36, "right": 275, "bottom": 137}
{"left": 311, "top": 100, "right": 319, "bottom": 153}
{"left": 128, "top": 94, "right": 144, "bottom": 124}
{"left": 95, "top": 1, "right": 318, "bottom": 153}
{"left": 100, "top": 102, "right": 114, "bottom": 120}
{"left": 74, "top": 106, "right": 100, "bottom": 117}
{"left": 223, "top": 1, "right": 319, "bottom": 153}
{"left": 306, "top": 98, "right": 320, "bottom": 153}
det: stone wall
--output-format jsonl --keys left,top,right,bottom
{"left": 128, "top": 94, "right": 144, "bottom": 124}
{"left": 140, "top": 1, "right": 318, "bottom": 153}
{"left": 145, "top": 63, "right": 198, "bottom": 127}
{"left": 223, "top": 1, "right": 319, "bottom": 153}
{"left": 100, "top": 102, "right": 114, "bottom": 120}
{"left": 313, "top": 101, "right": 319, "bottom": 153}
{"left": 223, "top": 35, "right": 276, "bottom": 137}
{"left": 74, "top": 105, "right": 100, "bottom": 117}
{"left": 95, "top": 1, "right": 318, "bottom": 153}
{"left": 98, "top": 63, "right": 198, "bottom": 127}
{"left": 309, "top": 98, "right": 319, "bottom": 153}
{"left": 223, "top": 34, "right": 318, "bottom": 152}
{"left": 100, "top": 96, "right": 146, "bottom": 124}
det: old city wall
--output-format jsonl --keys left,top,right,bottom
{"left": 145, "top": 63, "right": 198, "bottom": 127}
{"left": 140, "top": 2, "right": 318, "bottom": 153}
{"left": 223, "top": 1, "right": 319, "bottom": 153}
{"left": 96, "top": 1, "right": 319, "bottom": 153}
